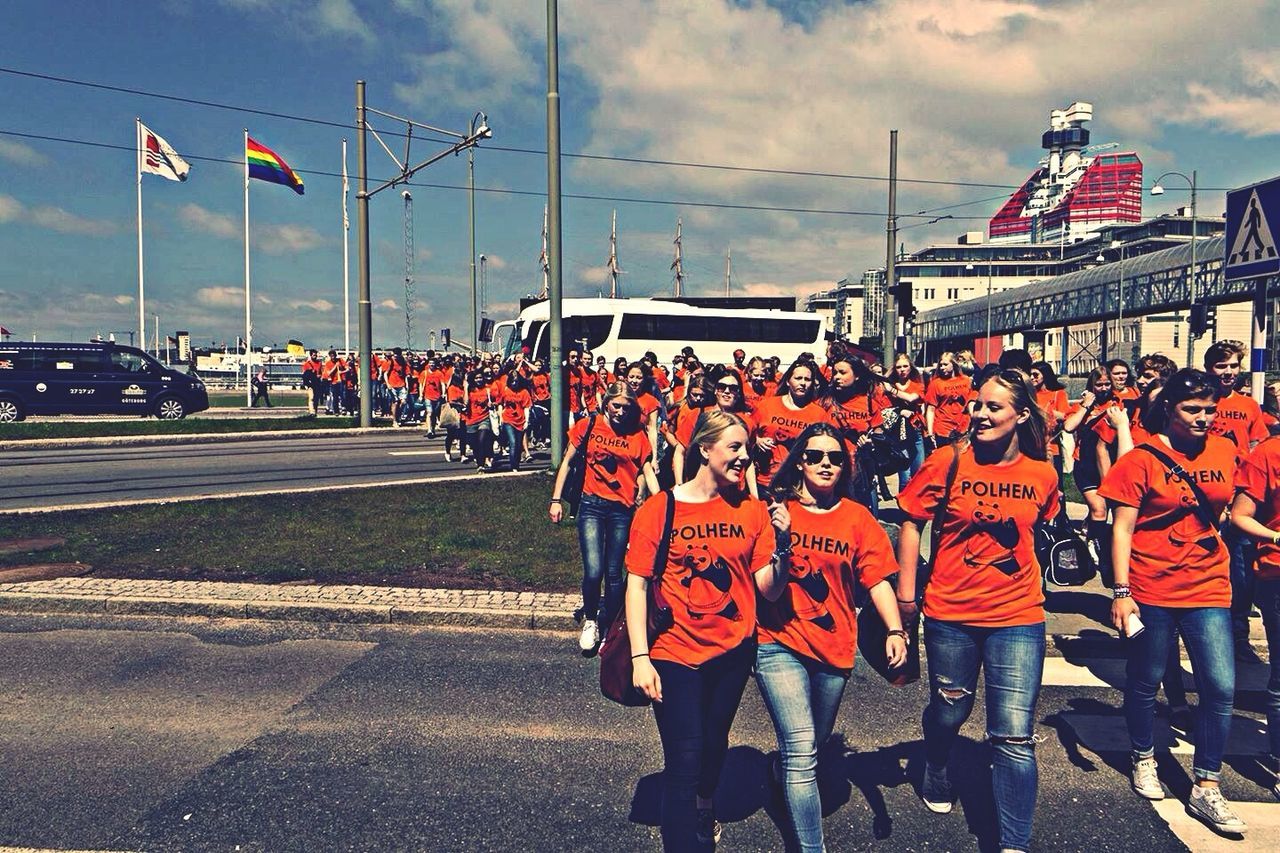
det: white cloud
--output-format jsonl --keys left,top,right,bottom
{"left": 261, "top": 223, "right": 324, "bottom": 254}
{"left": 0, "top": 140, "right": 47, "bottom": 167}
{"left": 481, "top": 253, "right": 507, "bottom": 270}
{"left": 178, "top": 203, "right": 239, "bottom": 239}
{"left": 196, "top": 286, "right": 245, "bottom": 307}
{"left": 1183, "top": 51, "right": 1280, "bottom": 137}
{"left": 113, "top": 295, "right": 134, "bottom": 306}
{"left": 290, "top": 298, "right": 335, "bottom": 312}
{"left": 0, "top": 194, "right": 117, "bottom": 236}
{"left": 0, "top": 194, "right": 21, "bottom": 223}
{"left": 579, "top": 265, "right": 609, "bottom": 285}
{"left": 378, "top": 298, "right": 398, "bottom": 309}
{"left": 219, "top": 0, "right": 373, "bottom": 43}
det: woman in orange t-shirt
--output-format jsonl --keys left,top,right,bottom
{"left": 821, "top": 352, "right": 889, "bottom": 514}
{"left": 886, "top": 353, "right": 927, "bottom": 487}
{"left": 623, "top": 362, "right": 661, "bottom": 473}
{"left": 1029, "top": 361, "right": 1069, "bottom": 474}
{"left": 463, "top": 371, "right": 495, "bottom": 472}
{"left": 1232, "top": 435, "right": 1280, "bottom": 796}
{"left": 626, "top": 410, "right": 790, "bottom": 850}
{"left": 923, "top": 352, "right": 974, "bottom": 448}
{"left": 753, "top": 359, "right": 828, "bottom": 490}
{"left": 742, "top": 356, "right": 777, "bottom": 413}
{"left": 755, "top": 423, "right": 905, "bottom": 850}
{"left": 442, "top": 371, "right": 467, "bottom": 463}
{"left": 550, "top": 381, "right": 658, "bottom": 650}
{"left": 673, "top": 368, "right": 758, "bottom": 496}
{"left": 895, "top": 370, "right": 1059, "bottom": 852}
{"left": 1100, "top": 370, "right": 1246, "bottom": 831}
{"left": 496, "top": 368, "right": 533, "bottom": 473}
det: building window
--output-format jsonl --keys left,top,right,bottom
{"left": 946, "top": 288, "right": 959, "bottom": 300}
{"left": 1173, "top": 325, "right": 1180, "bottom": 349}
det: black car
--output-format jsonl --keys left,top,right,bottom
{"left": 0, "top": 341, "right": 209, "bottom": 422}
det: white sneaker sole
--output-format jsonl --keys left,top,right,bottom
{"left": 1186, "top": 804, "right": 1247, "bottom": 835}
{"left": 923, "top": 799, "right": 953, "bottom": 814}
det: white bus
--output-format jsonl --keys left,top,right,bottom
{"left": 496, "top": 297, "right": 829, "bottom": 366}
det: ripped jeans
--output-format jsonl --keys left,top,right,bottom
{"left": 922, "top": 618, "right": 1045, "bottom": 853}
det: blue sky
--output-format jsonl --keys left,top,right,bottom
{"left": 2, "top": 0, "right": 1279, "bottom": 350}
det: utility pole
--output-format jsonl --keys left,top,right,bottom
{"left": 607, "top": 209, "right": 622, "bottom": 298}
{"left": 882, "top": 130, "right": 898, "bottom": 364}
{"left": 402, "top": 189, "right": 415, "bottom": 349}
{"left": 538, "top": 206, "right": 549, "bottom": 299}
{"left": 671, "top": 217, "right": 685, "bottom": 297}
{"left": 547, "top": 0, "right": 566, "bottom": 467}
{"left": 724, "top": 247, "right": 732, "bottom": 297}
{"left": 355, "top": 80, "right": 372, "bottom": 426}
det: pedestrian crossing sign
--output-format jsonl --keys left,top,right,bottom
{"left": 1225, "top": 176, "right": 1280, "bottom": 280}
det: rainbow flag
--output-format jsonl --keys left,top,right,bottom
{"left": 246, "top": 136, "right": 304, "bottom": 195}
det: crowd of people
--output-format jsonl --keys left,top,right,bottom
{"left": 541, "top": 337, "right": 1280, "bottom": 851}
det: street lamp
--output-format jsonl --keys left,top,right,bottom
{"left": 1151, "top": 170, "right": 1197, "bottom": 366}
{"left": 469, "top": 111, "right": 490, "bottom": 354}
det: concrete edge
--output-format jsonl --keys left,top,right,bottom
{"left": 0, "top": 591, "right": 578, "bottom": 631}
{"left": 0, "top": 426, "right": 387, "bottom": 451}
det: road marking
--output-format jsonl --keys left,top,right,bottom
{"left": 387, "top": 450, "right": 439, "bottom": 456}
{"left": 1153, "top": 800, "right": 1280, "bottom": 850}
{"left": 0, "top": 469, "right": 540, "bottom": 514}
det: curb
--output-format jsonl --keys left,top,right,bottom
{"left": 0, "top": 427, "right": 389, "bottom": 452}
{"left": 0, "top": 579, "right": 579, "bottom": 631}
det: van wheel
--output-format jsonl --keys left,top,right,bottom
{"left": 155, "top": 397, "right": 187, "bottom": 420}
{"left": 0, "top": 398, "right": 25, "bottom": 423}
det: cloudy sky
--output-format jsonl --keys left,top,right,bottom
{"left": 2, "top": 0, "right": 1278, "bottom": 350}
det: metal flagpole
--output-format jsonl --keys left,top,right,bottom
{"left": 136, "top": 118, "right": 146, "bottom": 354}
{"left": 244, "top": 129, "right": 252, "bottom": 407}
{"left": 342, "top": 138, "right": 351, "bottom": 355}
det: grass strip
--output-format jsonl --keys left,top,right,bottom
{"left": 208, "top": 391, "right": 309, "bottom": 408}
{"left": 0, "top": 475, "right": 578, "bottom": 591}
{"left": 0, "top": 416, "right": 387, "bottom": 441}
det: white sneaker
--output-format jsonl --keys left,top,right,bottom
{"left": 1131, "top": 757, "right": 1164, "bottom": 800}
{"left": 922, "top": 764, "right": 954, "bottom": 814}
{"left": 578, "top": 620, "right": 600, "bottom": 652}
{"left": 444, "top": 449, "right": 453, "bottom": 462}
{"left": 1187, "top": 784, "right": 1247, "bottom": 834}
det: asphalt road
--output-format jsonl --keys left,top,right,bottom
{"left": 0, "top": 432, "right": 540, "bottom": 511}
{"left": 0, "top": 609, "right": 1274, "bottom": 852}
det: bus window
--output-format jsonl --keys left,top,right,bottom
{"left": 530, "top": 316, "right": 613, "bottom": 362}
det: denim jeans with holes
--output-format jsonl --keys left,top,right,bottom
{"left": 1123, "top": 603, "right": 1234, "bottom": 781}
{"left": 922, "top": 618, "right": 1045, "bottom": 853}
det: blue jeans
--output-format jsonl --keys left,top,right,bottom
{"left": 500, "top": 423, "right": 523, "bottom": 471}
{"left": 754, "top": 642, "right": 848, "bottom": 852}
{"left": 897, "top": 424, "right": 926, "bottom": 491}
{"left": 1253, "top": 578, "right": 1280, "bottom": 759}
{"left": 922, "top": 619, "right": 1044, "bottom": 853}
{"left": 576, "top": 493, "right": 634, "bottom": 629}
{"left": 653, "top": 641, "right": 755, "bottom": 852}
{"left": 1223, "top": 524, "right": 1256, "bottom": 647}
{"left": 1124, "top": 604, "right": 1235, "bottom": 781}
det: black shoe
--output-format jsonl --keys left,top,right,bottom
{"left": 695, "top": 809, "right": 722, "bottom": 845}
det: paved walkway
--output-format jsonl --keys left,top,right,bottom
{"left": 0, "top": 577, "right": 579, "bottom": 630}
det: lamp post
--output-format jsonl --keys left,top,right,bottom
{"left": 1151, "top": 170, "right": 1197, "bottom": 367}
{"left": 468, "top": 111, "right": 486, "bottom": 354}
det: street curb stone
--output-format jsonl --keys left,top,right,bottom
{"left": 0, "top": 427, "right": 385, "bottom": 452}
{"left": 0, "top": 577, "right": 579, "bottom": 631}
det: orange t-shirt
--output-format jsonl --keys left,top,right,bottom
{"left": 676, "top": 407, "right": 756, "bottom": 450}
{"left": 1067, "top": 399, "right": 1124, "bottom": 458}
{"left": 823, "top": 391, "right": 886, "bottom": 441}
{"left": 1211, "top": 390, "right": 1268, "bottom": 461}
{"left": 567, "top": 367, "right": 584, "bottom": 414}
{"left": 464, "top": 386, "right": 491, "bottom": 426}
{"left": 636, "top": 392, "right": 661, "bottom": 423}
{"left": 420, "top": 369, "right": 443, "bottom": 401}
{"left": 499, "top": 386, "right": 532, "bottom": 430}
{"left": 1098, "top": 436, "right": 1235, "bottom": 607}
{"left": 385, "top": 359, "right": 408, "bottom": 389}
{"left": 743, "top": 380, "right": 777, "bottom": 413}
{"left": 568, "top": 414, "right": 652, "bottom": 506}
{"left": 757, "top": 499, "right": 897, "bottom": 671}
{"left": 1238, "top": 436, "right": 1280, "bottom": 580}
{"left": 1036, "top": 388, "right": 1069, "bottom": 456}
{"left": 580, "top": 369, "right": 601, "bottom": 412}
{"left": 752, "top": 395, "right": 830, "bottom": 487}
{"left": 924, "top": 375, "right": 974, "bottom": 438}
{"left": 898, "top": 446, "right": 1060, "bottom": 626}
{"left": 531, "top": 373, "right": 550, "bottom": 402}
{"left": 665, "top": 401, "right": 702, "bottom": 445}
{"left": 446, "top": 383, "right": 464, "bottom": 405}
{"left": 1114, "top": 386, "right": 1140, "bottom": 402}
{"left": 625, "top": 492, "right": 773, "bottom": 666}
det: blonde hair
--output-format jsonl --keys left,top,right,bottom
{"left": 683, "top": 409, "right": 750, "bottom": 481}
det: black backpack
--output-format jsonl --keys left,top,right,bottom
{"left": 1036, "top": 512, "right": 1096, "bottom": 587}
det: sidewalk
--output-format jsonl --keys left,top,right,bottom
{"left": 0, "top": 577, "right": 578, "bottom": 630}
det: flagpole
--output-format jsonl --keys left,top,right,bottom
{"left": 244, "top": 128, "right": 252, "bottom": 407}
{"left": 136, "top": 117, "right": 145, "bottom": 354}
{"left": 342, "top": 138, "right": 351, "bottom": 356}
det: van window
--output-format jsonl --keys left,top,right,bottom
{"left": 107, "top": 350, "right": 150, "bottom": 373}
{"left": 30, "top": 349, "right": 106, "bottom": 371}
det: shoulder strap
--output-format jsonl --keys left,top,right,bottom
{"left": 653, "top": 491, "right": 677, "bottom": 583}
{"left": 1134, "top": 444, "right": 1218, "bottom": 532}
{"left": 930, "top": 442, "right": 963, "bottom": 555}
{"left": 578, "top": 412, "right": 599, "bottom": 452}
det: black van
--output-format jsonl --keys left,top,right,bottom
{"left": 0, "top": 341, "right": 209, "bottom": 422}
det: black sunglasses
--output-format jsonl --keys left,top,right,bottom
{"left": 715, "top": 382, "right": 740, "bottom": 393}
{"left": 800, "top": 449, "right": 848, "bottom": 466}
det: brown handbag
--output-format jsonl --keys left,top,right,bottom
{"left": 599, "top": 491, "right": 676, "bottom": 707}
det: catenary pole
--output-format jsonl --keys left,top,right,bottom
{"left": 356, "top": 81, "right": 373, "bottom": 427}
{"left": 883, "top": 130, "right": 898, "bottom": 364}
{"left": 469, "top": 145, "right": 478, "bottom": 353}
{"left": 547, "top": 0, "right": 566, "bottom": 468}
{"left": 342, "top": 138, "right": 351, "bottom": 355}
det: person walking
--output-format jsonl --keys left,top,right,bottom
{"left": 464, "top": 370, "right": 494, "bottom": 472}
{"left": 251, "top": 365, "right": 272, "bottom": 408}
{"left": 301, "top": 349, "right": 323, "bottom": 415}
{"left": 550, "top": 381, "right": 659, "bottom": 651}
{"left": 497, "top": 366, "right": 532, "bottom": 473}
{"left": 922, "top": 352, "right": 973, "bottom": 449}
{"left": 753, "top": 358, "right": 828, "bottom": 492}
{"left": 885, "top": 352, "right": 926, "bottom": 486}
{"left": 1100, "top": 368, "right": 1246, "bottom": 836}
{"left": 895, "top": 369, "right": 1060, "bottom": 853}
{"left": 755, "top": 422, "right": 906, "bottom": 852}
{"left": 626, "top": 410, "right": 790, "bottom": 850}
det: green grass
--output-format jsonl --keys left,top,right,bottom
{"left": 0, "top": 475, "right": 579, "bottom": 591}
{"left": 208, "top": 390, "right": 309, "bottom": 408}
{"left": 0, "top": 416, "right": 388, "bottom": 441}
{"left": 1063, "top": 472, "right": 1085, "bottom": 506}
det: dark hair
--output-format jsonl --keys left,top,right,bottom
{"left": 826, "top": 352, "right": 878, "bottom": 400}
{"left": 998, "top": 348, "right": 1034, "bottom": 374}
{"left": 1144, "top": 368, "right": 1222, "bottom": 435}
{"left": 1203, "top": 339, "right": 1246, "bottom": 370}
{"left": 776, "top": 357, "right": 826, "bottom": 401}
{"left": 1104, "top": 359, "right": 1132, "bottom": 388}
{"left": 1029, "top": 360, "right": 1064, "bottom": 392}
{"left": 706, "top": 365, "right": 749, "bottom": 413}
{"left": 624, "top": 361, "right": 655, "bottom": 396}
{"left": 768, "top": 422, "right": 856, "bottom": 502}
{"left": 1135, "top": 353, "right": 1177, "bottom": 381}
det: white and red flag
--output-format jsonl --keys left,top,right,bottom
{"left": 138, "top": 123, "right": 190, "bottom": 182}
